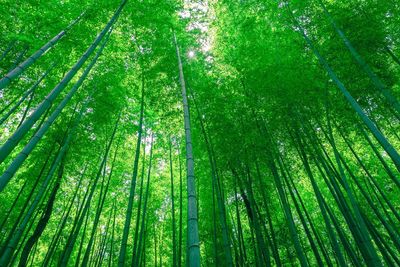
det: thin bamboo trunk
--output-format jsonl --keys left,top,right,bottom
{"left": 0, "top": 31, "right": 111, "bottom": 191}
{"left": 131, "top": 145, "right": 146, "bottom": 264}
{"left": 0, "top": 40, "right": 16, "bottom": 62}
{"left": 41, "top": 166, "right": 87, "bottom": 266}
{"left": 325, "top": 112, "right": 382, "bottom": 266}
{"left": 287, "top": 5, "right": 400, "bottom": 173}
{"left": 108, "top": 200, "right": 117, "bottom": 267}
{"left": 133, "top": 135, "right": 153, "bottom": 267}
{"left": 318, "top": 0, "right": 400, "bottom": 113}
{"left": 170, "top": 139, "right": 177, "bottom": 267}
{"left": 81, "top": 142, "right": 120, "bottom": 267}
{"left": 17, "top": 157, "right": 65, "bottom": 267}
{"left": 0, "top": 134, "right": 69, "bottom": 265}
{"left": 0, "top": 63, "right": 55, "bottom": 125}
{"left": 118, "top": 71, "right": 145, "bottom": 266}
{"left": 0, "top": 12, "right": 85, "bottom": 89}
{"left": 385, "top": 46, "right": 400, "bottom": 66}
{"left": 173, "top": 32, "right": 200, "bottom": 267}
{"left": 0, "top": 0, "right": 126, "bottom": 166}
{"left": 178, "top": 146, "right": 183, "bottom": 267}
{"left": 59, "top": 114, "right": 120, "bottom": 266}
{"left": 191, "top": 92, "right": 233, "bottom": 266}
{"left": 291, "top": 131, "right": 347, "bottom": 266}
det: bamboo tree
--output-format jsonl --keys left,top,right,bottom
{"left": 7, "top": 46, "right": 29, "bottom": 73}
{"left": 318, "top": 0, "right": 400, "bottom": 113}
{"left": 59, "top": 113, "right": 120, "bottom": 266}
{"left": 0, "top": 12, "right": 85, "bottom": 89}
{"left": 279, "top": 158, "right": 325, "bottom": 266}
{"left": 325, "top": 108, "right": 382, "bottom": 266}
{"left": 74, "top": 194, "right": 91, "bottom": 266}
{"left": 282, "top": 158, "right": 334, "bottom": 266}
{"left": 97, "top": 203, "right": 114, "bottom": 267}
{"left": 131, "top": 144, "right": 146, "bottom": 264}
{"left": 0, "top": 144, "right": 60, "bottom": 260}
{"left": 337, "top": 149, "right": 400, "bottom": 249}
{"left": 257, "top": 120, "right": 308, "bottom": 266}
{"left": 232, "top": 167, "right": 271, "bottom": 267}
{"left": 118, "top": 70, "right": 145, "bottom": 266}
{"left": 169, "top": 139, "right": 177, "bottom": 267}
{"left": 41, "top": 166, "right": 87, "bottom": 267}
{"left": 17, "top": 86, "right": 35, "bottom": 128}
{"left": 0, "top": 0, "right": 127, "bottom": 165}
{"left": 173, "top": 32, "right": 201, "bottom": 267}
{"left": 357, "top": 123, "right": 400, "bottom": 187}
{"left": 291, "top": 130, "right": 347, "bottom": 266}
{"left": 269, "top": 159, "right": 308, "bottom": 267}
{"left": 286, "top": 4, "right": 400, "bottom": 173}
{"left": 108, "top": 199, "right": 117, "bottom": 267}
{"left": 1, "top": 1, "right": 400, "bottom": 266}
{"left": 253, "top": 158, "right": 282, "bottom": 267}
{"left": 140, "top": 222, "right": 148, "bottom": 267}
{"left": 0, "top": 40, "right": 16, "bottom": 62}
{"left": 178, "top": 145, "right": 183, "bottom": 267}
{"left": 0, "top": 30, "right": 112, "bottom": 192}
{"left": 209, "top": 174, "right": 218, "bottom": 266}
{"left": 7, "top": 197, "right": 43, "bottom": 266}
{"left": 304, "top": 126, "right": 373, "bottom": 264}
{"left": 334, "top": 121, "right": 400, "bottom": 221}
{"left": 321, "top": 191, "right": 362, "bottom": 266}
{"left": 233, "top": 179, "right": 247, "bottom": 266}
{"left": 80, "top": 141, "right": 120, "bottom": 267}
{"left": 385, "top": 46, "right": 400, "bottom": 66}
{"left": 0, "top": 147, "right": 55, "bottom": 238}
{"left": 364, "top": 212, "right": 400, "bottom": 266}
{"left": 0, "top": 63, "right": 56, "bottom": 125}
{"left": 0, "top": 149, "right": 63, "bottom": 265}
{"left": 133, "top": 134, "right": 154, "bottom": 267}
{"left": 17, "top": 156, "right": 65, "bottom": 267}
{"left": 191, "top": 91, "right": 233, "bottom": 266}
{"left": 0, "top": 93, "right": 93, "bottom": 266}
{"left": 154, "top": 224, "right": 158, "bottom": 267}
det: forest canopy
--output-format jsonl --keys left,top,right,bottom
{"left": 0, "top": 0, "right": 399, "bottom": 266}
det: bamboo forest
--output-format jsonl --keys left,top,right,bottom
{"left": 1, "top": 0, "right": 400, "bottom": 266}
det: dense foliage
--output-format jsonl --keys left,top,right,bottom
{"left": 0, "top": 0, "right": 399, "bottom": 266}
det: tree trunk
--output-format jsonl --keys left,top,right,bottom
{"left": 0, "top": 63, "right": 55, "bottom": 125}
{"left": 287, "top": 4, "right": 400, "bottom": 173}
{"left": 118, "top": 70, "right": 145, "bottom": 266}
{"left": 0, "top": 0, "right": 126, "bottom": 166}
{"left": 133, "top": 134, "right": 154, "bottom": 267}
{"left": 131, "top": 145, "right": 146, "bottom": 264}
{"left": 59, "top": 114, "right": 120, "bottom": 266}
{"left": 178, "top": 146, "right": 183, "bottom": 267}
{"left": 17, "top": 157, "right": 65, "bottom": 267}
{"left": 0, "top": 40, "right": 16, "bottom": 63}
{"left": 318, "top": 0, "right": 400, "bottom": 113}
{"left": 170, "top": 139, "right": 177, "bottom": 267}
{"left": 0, "top": 12, "right": 85, "bottom": 89}
{"left": 0, "top": 31, "right": 111, "bottom": 191}
{"left": 81, "top": 142, "right": 120, "bottom": 267}
{"left": 173, "top": 32, "right": 201, "bottom": 267}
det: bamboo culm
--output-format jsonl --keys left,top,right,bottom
{"left": 0, "top": 32, "right": 111, "bottom": 192}
{"left": 0, "top": 12, "right": 85, "bottom": 90}
{"left": 0, "top": 0, "right": 127, "bottom": 165}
